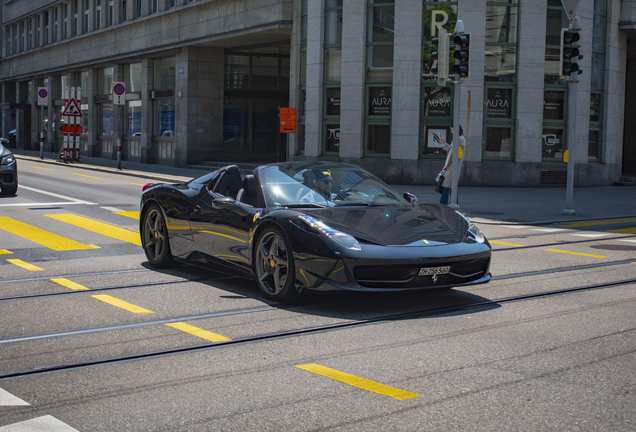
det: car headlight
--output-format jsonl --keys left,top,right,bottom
{"left": 298, "top": 215, "right": 362, "bottom": 251}
{"left": 458, "top": 212, "right": 486, "bottom": 244}
{"left": 1, "top": 154, "right": 15, "bottom": 165}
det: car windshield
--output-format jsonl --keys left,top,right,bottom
{"left": 260, "top": 163, "right": 407, "bottom": 208}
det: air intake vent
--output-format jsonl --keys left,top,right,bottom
{"left": 540, "top": 170, "right": 567, "bottom": 186}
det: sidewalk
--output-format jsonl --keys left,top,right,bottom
{"left": 12, "top": 150, "right": 636, "bottom": 225}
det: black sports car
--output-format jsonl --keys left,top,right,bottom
{"left": 140, "top": 162, "right": 491, "bottom": 301}
{"left": 0, "top": 137, "right": 18, "bottom": 196}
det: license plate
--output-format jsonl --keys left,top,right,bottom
{"left": 418, "top": 266, "right": 450, "bottom": 277}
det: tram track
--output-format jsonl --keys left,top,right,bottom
{"left": 1, "top": 275, "right": 634, "bottom": 381}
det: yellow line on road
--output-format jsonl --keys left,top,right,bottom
{"left": 561, "top": 218, "right": 636, "bottom": 228}
{"left": 45, "top": 214, "right": 141, "bottom": 245}
{"left": 73, "top": 173, "right": 101, "bottom": 179}
{"left": 490, "top": 240, "right": 526, "bottom": 247}
{"left": 113, "top": 211, "right": 139, "bottom": 220}
{"left": 0, "top": 216, "right": 101, "bottom": 251}
{"left": 295, "top": 364, "right": 420, "bottom": 400}
{"left": 91, "top": 295, "right": 154, "bottom": 314}
{"left": 0, "top": 249, "right": 13, "bottom": 255}
{"left": 34, "top": 166, "right": 54, "bottom": 171}
{"left": 165, "top": 322, "right": 232, "bottom": 342}
{"left": 546, "top": 249, "right": 606, "bottom": 258}
{"left": 129, "top": 183, "right": 146, "bottom": 186}
{"left": 608, "top": 228, "right": 636, "bottom": 234}
{"left": 51, "top": 278, "right": 89, "bottom": 290}
{"left": 7, "top": 259, "right": 44, "bottom": 271}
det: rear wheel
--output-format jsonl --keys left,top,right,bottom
{"left": 141, "top": 204, "right": 173, "bottom": 268}
{"left": 255, "top": 226, "right": 299, "bottom": 302}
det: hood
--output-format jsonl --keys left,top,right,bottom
{"left": 301, "top": 204, "right": 468, "bottom": 246}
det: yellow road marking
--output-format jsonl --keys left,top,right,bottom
{"left": 34, "top": 166, "right": 54, "bottom": 171}
{"left": 45, "top": 214, "right": 141, "bottom": 245}
{"left": 73, "top": 173, "right": 101, "bottom": 179}
{"left": 546, "top": 249, "right": 606, "bottom": 258}
{"left": 0, "top": 249, "right": 13, "bottom": 255}
{"left": 7, "top": 259, "right": 44, "bottom": 271}
{"left": 0, "top": 216, "right": 101, "bottom": 251}
{"left": 561, "top": 218, "right": 636, "bottom": 228}
{"left": 608, "top": 228, "right": 636, "bottom": 234}
{"left": 200, "top": 230, "right": 247, "bottom": 243}
{"left": 51, "top": 278, "right": 89, "bottom": 290}
{"left": 295, "top": 364, "right": 420, "bottom": 400}
{"left": 165, "top": 322, "right": 232, "bottom": 342}
{"left": 91, "top": 295, "right": 154, "bottom": 314}
{"left": 114, "top": 211, "right": 139, "bottom": 220}
{"left": 130, "top": 183, "right": 146, "bottom": 186}
{"left": 490, "top": 240, "right": 526, "bottom": 247}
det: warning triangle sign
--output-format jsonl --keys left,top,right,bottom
{"left": 62, "top": 98, "right": 83, "bottom": 117}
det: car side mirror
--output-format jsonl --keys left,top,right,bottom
{"left": 403, "top": 192, "right": 418, "bottom": 205}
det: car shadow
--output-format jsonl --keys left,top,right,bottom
{"left": 141, "top": 262, "right": 499, "bottom": 321}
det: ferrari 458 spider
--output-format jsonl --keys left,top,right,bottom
{"left": 139, "top": 162, "right": 491, "bottom": 302}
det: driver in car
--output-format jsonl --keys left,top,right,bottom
{"left": 300, "top": 169, "right": 337, "bottom": 204}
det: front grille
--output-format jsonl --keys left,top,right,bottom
{"left": 353, "top": 257, "right": 489, "bottom": 289}
{"left": 0, "top": 172, "right": 15, "bottom": 185}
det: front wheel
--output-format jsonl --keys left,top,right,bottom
{"left": 254, "top": 226, "right": 299, "bottom": 302}
{"left": 141, "top": 204, "right": 174, "bottom": 268}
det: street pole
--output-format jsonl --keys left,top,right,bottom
{"left": 563, "top": 78, "right": 577, "bottom": 215}
{"left": 450, "top": 78, "right": 461, "bottom": 210}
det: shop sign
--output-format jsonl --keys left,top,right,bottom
{"left": 543, "top": 91, "right": 564, "bottom": 120}
{"left": 424, "top": 87, "right": 451, "bottom": 117}
{"left": 368, "top": 87, "right": 391, "bottom": 116}
{"left": 326, "top": 88, "right": 341, "bottom": 116}
{"left": 486, "top": 89, "right": 512, "bottom": 119}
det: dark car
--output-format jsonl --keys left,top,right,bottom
{"left": 0, "top": 137, "right": 18, "bottom": 196}
{"left": 139, "top": 162, "right": 491, "bottom": 302}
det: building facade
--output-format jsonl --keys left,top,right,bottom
{"left": 1, "top": 0, "right": 635, "bottom": 186}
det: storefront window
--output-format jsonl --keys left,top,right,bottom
{"left": 367, "top": 0, "right": 395, "bottom": 81}
{"left": 155, "top": 98, "right": 175, "bottom": 137}
{"left": 127, "top": 100, "right": 142, "bottom": 135}
{"left": 125, "top": 63, "right": 142, "bottom": 92}
{"left": 252, "top": 56, "right": 278, "bottom": 90}
{"left": 100, "top": 103, "right": 113, "bottom": 136}
{"left": 98, "top": 67, "right": 113, "bottom": 95}
{"left": 154, "top": 57, "right": 175, "bottom": 90}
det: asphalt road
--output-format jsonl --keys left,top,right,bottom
{"left": 0, "top": 159, "right": 634, "bottom": 431}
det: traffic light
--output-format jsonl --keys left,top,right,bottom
{"left": 453, "top": 33, "right": 470, "bottom": 79}
{"left": 431, "top": 28, "right": 449, "bottom": 81}
{"left": 560, "top": 28, "right": 583, "bottom": 79}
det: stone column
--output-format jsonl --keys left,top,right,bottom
{"left": 287, "top": 0, "right": 302, "bottom": 160}
{"left": 391, "top": 0, "right": 423, "bottom": 162}
{"left": 86, "top": 69, "right": 99, "bottom": 156}
{"left": 516, "top": 0, "right": 547, "bottom": 163}
{"left": 303, "top": 0, "right": 325, "bottom": 158}
{"left": 340, "top": 0, "right": 365, "bottom": 159}
{"left": 140, "top": 58, "right": 154, "bottom": 163}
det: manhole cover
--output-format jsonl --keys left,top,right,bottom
{"left": 590, "top": 244, "right": 636, "bottom": 251}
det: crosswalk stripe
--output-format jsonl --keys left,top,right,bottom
{"left": 561, "top": 218, "right": 636, "bottom": 228}
{"left": 91, "top": 294, "right": 154, "bottom": 314}
{"left": 296, "top": 364, "right": 420, "bottom": 400}
{"left": 51, "top": 278, "right": 89, "bottom": 290}
{"left": 113, "top": 211, "right": 139, "bottom": 220}
{"left": 608, "top": 227, "right": 636, "bottom": 234}
{"left": 0, "top": 249, "right": 13, "bottom": 255}
{"left": 165, "top": 322, "right": 232, "bottom": 342}
{"left": 532, "top": 228, "right": 566, "bottom": 233}
{"left": 0, "top": 387, "right": 29, "bottom": 406}
{"left": 0, "top": 217, "right": 100, "bottom": 251}
{"left": 0, "top": 415, "right": 79, "bottom": 431}
{"left": 101, "top": 206, "right": 124, "bottom": 212}
{"left": 571, "top": 233, "right": 609, "bottom": 238}
{"left": 7, "top": 259, "right": 44, "bottom": 271}
{"left": 45, "top": 214, "right": 141, "bottom": 246}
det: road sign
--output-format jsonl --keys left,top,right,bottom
{"left": 60, "top": 125, "right": 83, "bottom": 133}
{"left": 37, "top": 88, "right": 48, "bottom": 106}
{"left": 560, "top": 0, "right": 580, "bottom": 20}
{"left": 113, "top": 82, "right": 126, "bottom": 105}
{"left": 62, "top": 98, "right": 82, "bottom": 117}
{"left": 279, "top": 108, "right": 297, "bottom": 133}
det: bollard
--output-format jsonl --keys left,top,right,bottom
{"left": 39, "top": 132, "right": 45, "bottom": 159}
{"left": 117, "top": 139, "right": 122, "bottom": 170}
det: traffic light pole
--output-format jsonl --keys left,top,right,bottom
{"left": 564, "top": 78, "right": 577, "bottom": 215}
{"left": 450, "top": 78, "right": 461, "bottom": 210}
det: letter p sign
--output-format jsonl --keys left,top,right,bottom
{"left": 431, "top": 10, "right": 448, "bottom": 37}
